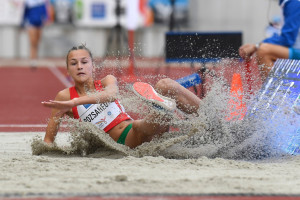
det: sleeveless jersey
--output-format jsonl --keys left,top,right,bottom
{"left": 69, "top": 80, "right": 131, "bottom": 132}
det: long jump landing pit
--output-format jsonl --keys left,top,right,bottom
{"left": 1, "top": 131, "right": 300, "bottom": 199}
{"left": 0, "top": 59, "right": 299, "bottom": 199}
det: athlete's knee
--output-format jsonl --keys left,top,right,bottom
{"left": 155, "top": 78, "right": 174, "bottom": 89}
{"left": 155, "top": 78, "right": 177, "bottom": 95}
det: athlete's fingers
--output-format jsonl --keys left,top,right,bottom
{"left": 41, "top": 100, "right": 54, "bottom": 103}
{"left": 41, "top": 101, "right": 59, "bottom": 108}
{"left": 41, "top": 101, "right": 51, "bottom": 107}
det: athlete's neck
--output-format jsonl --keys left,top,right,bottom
{"left": 74, "top": 80, "right": 95, "bottom": 96}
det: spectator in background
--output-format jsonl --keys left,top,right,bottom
{"left": 239, "top": 0, "right": 300, "bottom": 82}
{"left": 265, "top": 15, "right": 282, "bottom": 38}
{"left": 22, "top": 0, "right": 49, "bottom": 68}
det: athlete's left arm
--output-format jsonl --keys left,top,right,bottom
{"left": 90, "top": 74, "right": 119, "bottom": 103}
{"left": 42, "top": 75, "right": 119, "bottom": 113}
{"left": 74, "top": 74, "right": 119, "bottom": 105}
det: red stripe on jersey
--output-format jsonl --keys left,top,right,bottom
{"left": 69, "top": 86, "right": 80, "bottom": 119}
{"left": 103, "top": 113, "right": 131, "bottom": 132}
{"left": 94, "top": 80, "right": 103, "bottom": 91}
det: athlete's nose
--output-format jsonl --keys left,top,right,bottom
{"left": 77, "top": 62, "right": 83, "bottom": 70}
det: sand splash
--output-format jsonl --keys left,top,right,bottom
{"left": 31, "top": 65, "right": 298, "bottom": 160}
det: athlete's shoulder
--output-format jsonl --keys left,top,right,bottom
{"left": 101, "top": 75, "right": 118, "bottom": 86}
{"left": 55, "top": 88, "right": 71, "bottom": 101}
{"left": 103, "top": 74, "right": 117, "bottom": 82}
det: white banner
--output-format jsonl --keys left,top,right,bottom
{"left": 126, "top": 0, "right": 139, "bottom": 30}
{"left": 0, "top": 0, "right": 25, "bottom": 25}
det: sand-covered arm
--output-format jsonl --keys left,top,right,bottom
{"left": 43, "top": 89, "right": 70, "bottom": 144}
{"left": 42, "top": 75, "right": 119, "bottom": 115}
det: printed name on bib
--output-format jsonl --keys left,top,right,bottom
{"left": 83, "top": 102, "right": 109, "bottom": 122}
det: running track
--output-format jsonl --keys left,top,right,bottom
{"left": 0, "top": 66, "right": 68, "bottom": 132}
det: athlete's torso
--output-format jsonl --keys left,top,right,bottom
{"left": 69, "top": 80, "right": 131, "bottom": 132}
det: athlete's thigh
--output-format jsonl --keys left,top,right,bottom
{"left": 124, "top": 119, "right": 153, "bottom": 148}
{"left": 155, "top": 78, "right": 200, "bottom": 113}
{"left": 125, "top": 119, "right": 169, "bottom": 148}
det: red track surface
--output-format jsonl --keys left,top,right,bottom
{"left": 0, "top": 67, "right": 66, "bottom": 131}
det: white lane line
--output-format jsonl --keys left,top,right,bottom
{"left": 0, "top": 124, "right": 67, "bottom": 128}
{"left": 0, "top": 124, "right": 47, "bottom": 127}
{"left": 48, "top": 65, "right": 73, "bottom": 87}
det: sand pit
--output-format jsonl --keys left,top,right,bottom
{"left": 1, "top": 131, "right": 300, "bottom": 198}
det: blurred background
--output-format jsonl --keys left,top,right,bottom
{"left": 0, "top": 0, "right": 281, "bottom": 59}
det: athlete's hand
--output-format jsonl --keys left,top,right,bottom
{"left": 41, "top": 99, "right": 76, "bottom": 116}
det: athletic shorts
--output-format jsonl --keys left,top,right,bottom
{"left": 23, "top": 4, "right": 47, "bottom": 28}
{"left": 289, "top": 48, "right": 300, "bottom": 60}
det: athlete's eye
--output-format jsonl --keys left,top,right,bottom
{"left": 69, "top": 61, "right": 78, "bottom": 66}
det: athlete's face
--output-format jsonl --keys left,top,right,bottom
{"left": 67, "top": 49, "right": 94, "bottom": 83}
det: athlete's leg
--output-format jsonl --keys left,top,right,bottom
{"left": 125, "top": 79, "right": 201, "bottom": 148}
{"left": 125, "top": 117, "right": 170, "bottom": 148}
{"left": 256, "top": 43, "right": 289, "bottom": 81}
{"left": 154, "top": 78, "right": 201, "bottom": 114}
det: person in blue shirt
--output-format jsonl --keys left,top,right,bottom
{"left": 239, "top": 0, "right": 300, "bottom": 81}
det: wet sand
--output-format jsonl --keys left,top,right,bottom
{"left": 1, "top": 132, "right": 299, "bottom": 197}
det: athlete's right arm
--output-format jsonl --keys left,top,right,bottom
{"left": 43, "top": 89, "right": 70, "bottom": 144}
